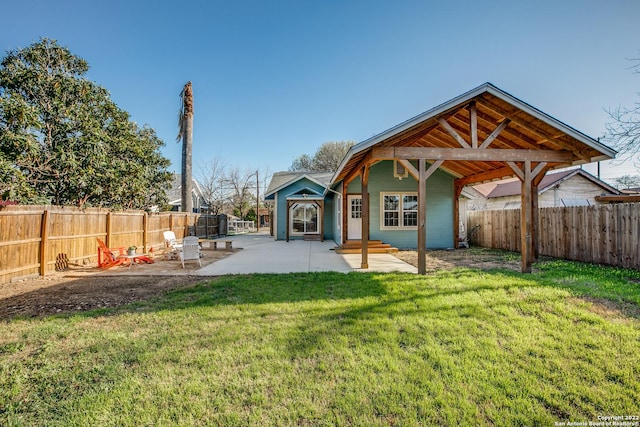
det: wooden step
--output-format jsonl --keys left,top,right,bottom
{"left": 340, "top": 240, "right": 384, "bottom": 249}
{"left": 303, "top": 234, "right": 322, "bottom": 241}
{"left": 335, "top": 240, "right": 399, "bottom": 254}
{"left": 335, "top": 247, "right": 399, "bottom": 254}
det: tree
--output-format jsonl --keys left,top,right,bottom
{"left": 289, "top": 141, "right": 356, "bottom": 172}
{"left": 605, "top": 55, "right": 640, "bottom": 163}
{"left": 177, "top": 81, "right": 194, "bottom": 213}
{"left": 0, "top": 38, "right": 172, "bottom": 208}
{"left": 613, "top": 174, "right": 640, "bottom": 189}
{"left": 226, "top": 167, "right": 256, "bottom": 220}
{"left": 197, "top": 156, "right": 227, "bottom": 214}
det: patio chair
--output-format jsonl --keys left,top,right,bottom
{"left": 96, "top": 238, "right": 127, "bottom": 269}
{"left": 179, "top": 236, "right": 202, "bottom": 269}
{"left": 163, "top": 230, "right": 182, "bottom": 259}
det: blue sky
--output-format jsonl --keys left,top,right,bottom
{"left": 2, "top": 0, "right": 639, "bottom": 183}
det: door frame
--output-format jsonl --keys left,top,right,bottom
{"left": 347, "top": 194, "right": 362, "bottom": 240}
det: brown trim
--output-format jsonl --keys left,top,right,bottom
{"left": 372, "top": 147, "right": 573, "bottom": 163}
{"left": 361, "top": 166, "right": 370, "bottom": 269}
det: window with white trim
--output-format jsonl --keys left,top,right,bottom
{"left": 381, "top": 192, "right": 418, "bottom": 229}
{"left": 290, "top": 202, "right": 319, "bottom": 234}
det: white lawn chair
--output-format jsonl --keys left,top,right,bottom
{"left": 163, "top": 230, "right": 182, "bottom": 259}
{"left": 179, "top": 236, "right": 202, "bottom": 269}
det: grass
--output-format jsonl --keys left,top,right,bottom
{"left": 1, "top": 259, "right": 640, "bottom": 426}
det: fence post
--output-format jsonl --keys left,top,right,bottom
{"left": 143, "top": 212, "right": 148, "bottom": 253}
{"left": 106, "top": 211, "right": 112, "bottom": 247}
{"left": 39, "top": 209, "right": 50, "bottom": 277}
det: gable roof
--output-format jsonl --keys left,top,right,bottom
{"left": 264, "top": 171, "right": 333, "bottom": 200}
{"left": 332, "top": 82, "right": 616, "bottom": 186}
{"left": 483, "top": 168, "right": 620, "bottom": 199}
{"left": 167, "top": 173, "right": 205, "bottom": 205}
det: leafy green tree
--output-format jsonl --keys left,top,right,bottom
{"left": 0, "top": 38, "right": 172, "bottom": 208}
{"left": 289, "top": 141, "right": 355, "bottom": 172}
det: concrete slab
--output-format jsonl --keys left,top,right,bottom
{"left": 194, "top": 232, "right": 417, "bottom": 275}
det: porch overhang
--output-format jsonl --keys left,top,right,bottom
{"left": 330, "top": 82, "right": 616, "bottom": 274}
{"left": 333, "top": 82, "right": 615, "bottom": 187}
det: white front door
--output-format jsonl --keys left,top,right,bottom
{"left": 347, "top": 195, "right": 362, "bottom": 240}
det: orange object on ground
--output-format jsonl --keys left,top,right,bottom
{"left": 97, "top": 239, "right": 127, "bottom": 268}
{"left": 135, "top": 255, "right": 155, "bottom": 264}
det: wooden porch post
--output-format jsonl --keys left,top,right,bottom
{"left": 417, "top": 159, "right": 427, "bottom": 274}
{"left": 361, "top": 165, "right": 370, "bottom": 269}
{"left": 286, "top": 200, "right": 291, "bottom": 242}
{"left": 520, "top": 160, "right": 533, "bottom": 273}
{"left": 531, "top": 167, "right": 547, "bottom": 262}
{"left": 342, "top": 181, "right": 348, "bottom": 245}
{"left": 531, "top": 183, "right": 539, "bottom": 262}
{"left": 319, "top": 200, "right": 324, "bottom": 242}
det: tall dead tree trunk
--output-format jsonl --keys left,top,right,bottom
{"left": 178, "top": 81, "right": 194, "bottom": 213}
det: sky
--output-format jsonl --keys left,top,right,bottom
{"left": 2, "top": 0, "right": 639, "bottom": 185}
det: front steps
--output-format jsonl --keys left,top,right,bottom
{"left": 335, "top": 240, "right": 399, "bottom": 254}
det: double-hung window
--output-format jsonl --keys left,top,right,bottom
{"left": 381, "top": 193, "right": 418, "bottom": 230}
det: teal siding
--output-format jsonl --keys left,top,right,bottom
{"left": 343, "top": 161, "right": 454, "bottom": 249}
{"left": 323, "top": 193, "right": 334, "bottom": 241}
{"left": 274, "top": 161, "right": 454, "bottom": 247}
{"left": 274, "top": 177, "right": 332, "bottom": 241}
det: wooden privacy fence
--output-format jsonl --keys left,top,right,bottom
{"left": 467, "top": 203, "right": 640, "bottom": 269}
{"left": 0, "top": 205, "right": 227, "bottom": 284}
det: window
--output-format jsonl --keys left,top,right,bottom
{"left": 381, "top": 193, "right": 418, "bottom": 229}
{"left": 290, "top": 203, "right": 319, "bottom": 234}
{"left": 351, "top": 197, "right": 362, "bottom": 219}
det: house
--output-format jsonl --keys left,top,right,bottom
{"left": 466, "top": 168, "right": 621, "bottom": 211}
{"left": 266, "top": 83, "right": 616, "bottom": 273}
{"left": 167, "top": 173, "right": 208, "bottom": 213}
{"left": 264, "top": 171, "right": 334, "bottom": 241}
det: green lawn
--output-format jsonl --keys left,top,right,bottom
{"left": 1, "top": 259, "right": 639, "bottom": 426}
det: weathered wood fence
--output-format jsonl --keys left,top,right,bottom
{"left": 467, "top": 203, "right": 640, "bottom": 269}
{"left": 0, "top": 205, "right": 227, "bottom": 284}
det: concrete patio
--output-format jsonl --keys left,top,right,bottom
{"left": 195, "top": 232, "right": 417, "bottom": 275}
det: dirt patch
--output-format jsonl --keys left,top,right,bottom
{"left": 394, "top": 248, "right": 523, "bottom": 272}
{"left": 0, "top": 245, "right": 236, "bottom": 319}
{"left": 567, "top": 296, "right": 640, "bottom": 321}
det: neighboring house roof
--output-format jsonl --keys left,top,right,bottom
{"left": 460, "top": 186, "right": 486, "bottom": 200}
{"left": 482, "top": 169, "right": 620, "bottom": 199}
{"left": 264, "top": 171, "right": 334, "bottom": 200}
{"left": 167, "top": 173, "right": 206, "bottom": 206}
{"left": 332, "top": 82, "right": 616, "bottom": 186}
{"left": 621, "top": 187, "right": 640, "bottom": 194}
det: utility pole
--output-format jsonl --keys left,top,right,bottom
{"left": 256, "top": 169, "right": 259, "bottom": 231}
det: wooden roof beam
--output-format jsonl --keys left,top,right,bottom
{"left": 343, "top": 152, "right": 373, "bottom": 186}
{"left": 372, "top": 147, "right": 573, "bottom": 163}
{"left": 479, "top": 99, "right": 592, "bottom": 162}
{"left": 469, "top": 101, "right": 478, "bottom": 148}
{"left": 479, "top": 119, "right": 511, "bottom": 149}
{"left": 437, "top": 118, "right": 471, "bottom": 149}
{"left": 455, "top": 166, "right": 517, "bottom": 187}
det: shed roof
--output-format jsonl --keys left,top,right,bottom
{"left": 332, "top": 83, "right": 616, "bottom": 186}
